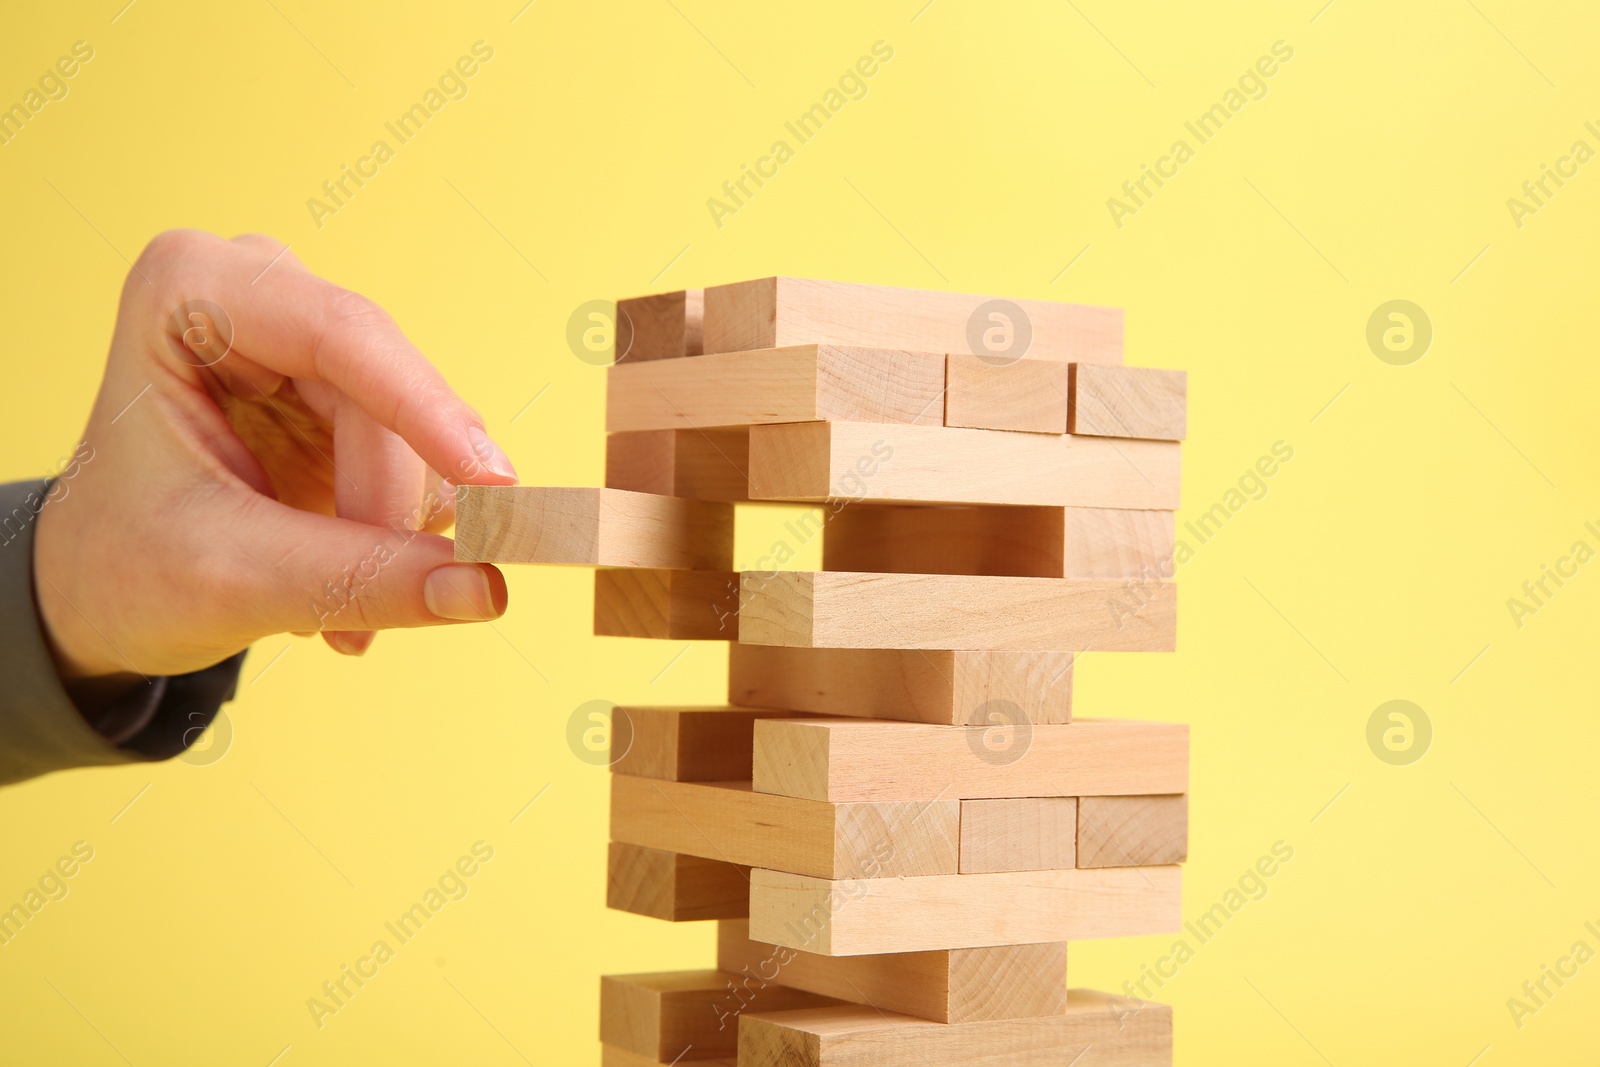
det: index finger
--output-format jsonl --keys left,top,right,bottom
{"left": 130, "top": 229, "right": 517, "bottom": 486}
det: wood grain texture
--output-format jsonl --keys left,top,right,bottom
{"left": 594, "top": 569, "right": 740, "bottom": 640}
{"left": 716, "top": 919, "right": 1067, "bottom": 1024}
{"left": 823, "top": 504, "right": 1175, "bottom": 579}
{"left": 454, "top": 486, "right": 732, "bottom": 570}
{"left": 737, "top": 570, "right": 1176, "bottom": 652}
{"left": 703, "top": 278, "right": 1123, "bottom": 364}
{"left": 606, "top": 428, "right": 750, "bottom": 502}
{"left": 609, "top": 776, "right": 957, "bottom": 879}
{"left": 615, "top": 289, "right": 703, "bottom": 363}
{"left": 605, "top": 430, "right": 679, "bottom": 497}
{"left": 602, "top": 1047, "right": 733, "bottom": 1067}
{"left": 944, "top": 354, "right": 1070, "bottom": 433}
{"left": 606, "top": 345, "right": 945, "bottom": 433}
{"left": 747, "top": 421, "right": 1180, "bottom": 508}
{"left": 748, "top": 866, "right": 1183, "bottom": 954}
{"left": 1060, "top": 507, "right": 1176, "bottom": 579}
{"left": 612, "top": 706, "right": 801, "bottom": 782}
{"left": 1068, "top": 364, "right": 1188, "bottom": 440}
{"left": 606, "top": 842, "right": 750, "bottom": 922}
{"left": 727, "top": 644, "right": 1073, "bottom": 725}
{"left": 824, "top": 504, "right": 1062, "bottom": 576}
{"left": 959, "top": 798, "right": 1078, "bottom": 874}
{"left": 1077, "top": 795, "right": 1189, "bottom": 869}
{"left": 737, "top": 990, "right": 1172, "bottom": 1067}
{"left": 600, "top": 970, "right": 832, "bottom": 1061}
{"left": 751, "top": 718, "right": 1188, "bottom": 802}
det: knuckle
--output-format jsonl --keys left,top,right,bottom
{"left": 230, "top": 232, "right": 282, "bottom": 250}
{"left": 135, "top": 228, "right": 213, "bottom": 279}
{"left": 312, "top": 285, "right": 396, "bottom": 376}
{"left": 311, "top": 553, "right": 389, "bottom": 631}
{"left": 320, "top": 285, "right": 389, "bottom": 334}
{"left": 332, "top": 589, "right": 387, "bottom": 633}
{"left": 231, "top": 232, "right": 298, "bottom": 270}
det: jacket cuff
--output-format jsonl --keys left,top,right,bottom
{"left": 0, "top": 479, "right": 245, "bottom": 785}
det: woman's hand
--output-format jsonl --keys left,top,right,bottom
{"left": 32, "top": 230, "right": 516, "bottom": 706}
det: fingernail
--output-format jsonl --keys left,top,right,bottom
{"left": 424, "top": 564, "right": 506, "bottom": 621}
{"left": 326, "top": 631, "right": 375, "bottom": 656}
{"left": 467, "top": 426, "right": 517, "bottom": 482}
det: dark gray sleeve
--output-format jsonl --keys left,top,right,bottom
{"left": 0, "top": 480, "right": 246, "bottom": 786}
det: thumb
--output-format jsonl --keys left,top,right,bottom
{"left": 235, "top": 501, "right": 508, "bottom": 636}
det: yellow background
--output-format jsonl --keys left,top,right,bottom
{"left": 3, "top": 1, "right": 1598, "bottom": 1063}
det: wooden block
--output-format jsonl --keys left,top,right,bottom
{"left": 748, "top": 866, "right": 1182, "bottom": 954}
{"left": 594, "top": 569, "right": 739, "bottom": 640}
{"left": 703, "top": 278, "right": 1123, "bottom": 364}
{"left": 747, "top": 421, "right": 1180, "bottom": 508}
{"left": 455, "top": 487, "right": 732, "bottom": 570}
{"left": 609, "top": 776, "right": 958, "bottom": 879}
{"left": 728, "top": 645, "right": 1072, "bottom": 725}
{"left": 944, "top": 354, "right": 1070, "bottom": 433}
{"left": 960, "top": 798, "right": 1077, "bottom": 874}
{"left": 600, "top": 970, "right": 724, "bottom": 1061}
{"left": 612, "top": 706, "right": 799, "bottom": 782}
{"left": 606, "top": 345, "right": 945, "bottom": 434}
{"left": 751, "top": 718, "right": 1188, "bottom": 803}
{"left": 1061, "top": 507, "right": 1176, "bottom": 579}
{"left": 1068, "top": 364, "right": 1188, "bottom": 440}
{"left": 606, "top": 429, "right": 679, "bottom": 496}
{"left": 606, "top": 428, "right": 750, "bottom": 502}
{"left": 615, "top": 289, "right": 703, "bottom": 362}
{"left": 823, "top": 504, "right": 1175, "bottom": 579}
{"left": 738, "top": 571, "right": 1176, "bottom": 652}
{"left": 1077, "top": 795, "right": 1189, "bottom": 869}
{"left": 606, "top": 842, "right": 750, "bottom": 922}
{"left": 600, "top": 970, "right": 832, "bottom": 1061}
{"left": 717, "top": 919, "right": 1067, "bottom": 1024}
{"left": 737, "top": 990, "right": 1172, "bottom": 1067}
{"left": 602, "top": 1048, "right": 733, "bottom": 1067}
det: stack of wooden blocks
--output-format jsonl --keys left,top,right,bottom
{"left": 455, "top": 277, "right": 1189, "bottom": 1066}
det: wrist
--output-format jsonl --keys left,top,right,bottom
{"left": 32, "top": 490, "right": 145, "bottom": 712}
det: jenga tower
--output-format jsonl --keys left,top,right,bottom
{"left": 456, "top": 277, "right": 1189, "bottom": 1066}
